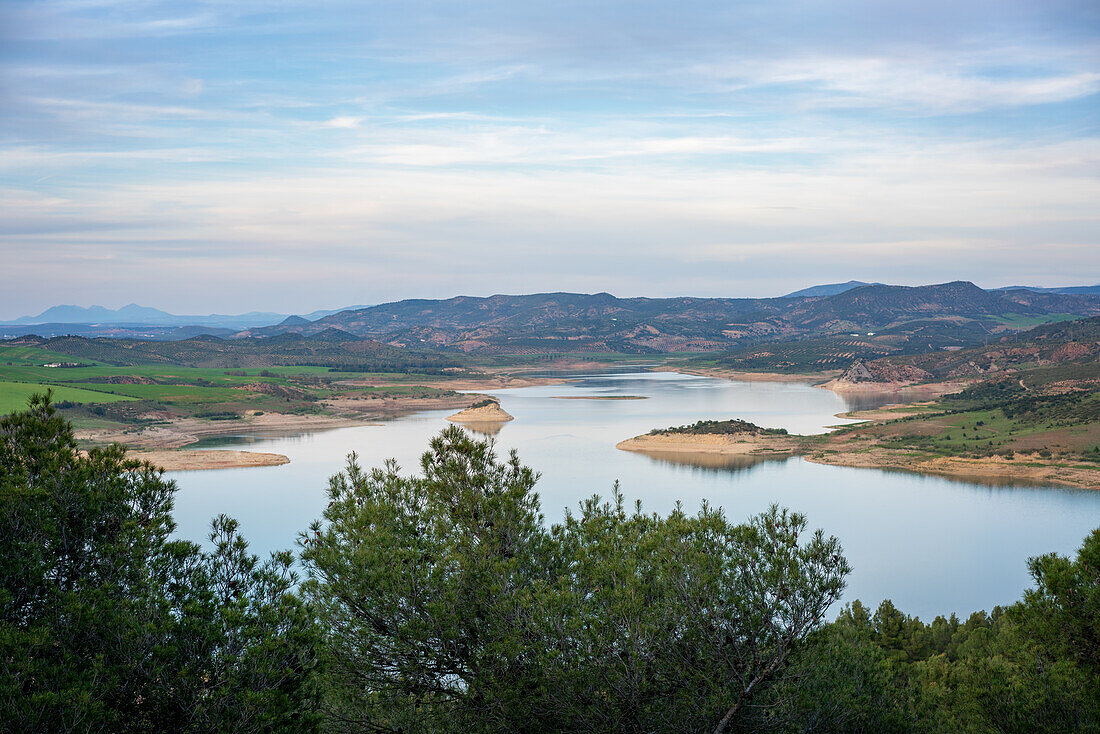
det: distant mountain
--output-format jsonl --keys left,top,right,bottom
{"left": 6, "top": 304, "right": 289, "bottom": 330}
{"left": 783, "top": 281, "right": 882, "bottom": 298}
{"left": 254, "top": 281, "right": 1100, "bottom": 354}
{"left": 11, "top": 286, "right": 1100, "bottom": 355}
{"left": 300, "top": 305, "right": 372, "bottom": 320}
{"left": 5, "top": 303, "right": 375, "bottom": 329}
{"left": 992, "top": 285, "right": 1100, "bottom": 296}
{"left": 12, "top": 304, "right": 176, "bottom": 325}
{"left": 0, "top": 322, "right": 239, "bottom": 341}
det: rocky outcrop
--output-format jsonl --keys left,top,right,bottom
{"left": 447, "top": 400, "right": 514, "bottom": 424}
{"left": 831, "top": 359, "right": 933, "bottom": 386}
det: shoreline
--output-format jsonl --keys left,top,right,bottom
{"left": 803, "top": 448, "right": 1100, "bottom": 491}
{"left": 132, "top": 449, "right": 291, "bottom": 471}
{"left": 650, "top": 365, "right": 841, "bottom": 384}
{"left": 70, "top": 366, "right": 577, "bottom": 471}
{"left": 615, "top": 431, "right": 1099, "bottom": 490}
{"left": 652, "top": 364, "right": 971, "bottom": 402}
{"left": 616, "top": 432, "right": 800, "bottom": 457}
{"left": 72, "top": 363, "right": 1095, "bottom": 487}
{"left": 75, "top": 395, "right": 481, "bottom": 469}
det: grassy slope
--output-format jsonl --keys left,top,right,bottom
{"left": 0, "top": 381, "right": 137, "bottom": 415}
{"left": 825, "top": 363, "right": 1100, "bottom": 464}
{"left": 0, "top": 343, "right": 464, "bottom": 427}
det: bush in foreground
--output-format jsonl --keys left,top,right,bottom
{"left": 0, "top": 395, "right": 320, "bottom": 733}
{"left": 301, "top": 425, "right": 849, "bottom": 733}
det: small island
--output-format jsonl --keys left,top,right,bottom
{"left": 447, "top": 398, "right": 514, "bottom": 424}
{"left": 617, "top": 419, "right": 801, "bottom": 457}
{"left": 618, "top": 410, "right": 1100, "bottom": 490}
{"left": 130, "top": 449, "right": 290, "bottom": 471}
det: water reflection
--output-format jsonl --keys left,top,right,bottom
{"left": 629, "top": 450, "right": 793, "bottom": 475}
{"left": 839, "top": 386, "right": 948, "bottom": 412}
{"left": 458, "top": 420, "right": 508, "bottom": 437}
{"left": 863, "top": 463, "right": 1063, "bottom": 489}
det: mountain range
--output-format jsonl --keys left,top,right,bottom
{"left": 7, "top": 282, "right": 1100, "bottom": 353}
{"left": 247, "top": 281, "right": 1100, "bottom": 354}
{"left": 2, "top": 304, "right": 372, "bottom": 329}
{"left": 782, "top": 281, "right": 884, "bottom": 298}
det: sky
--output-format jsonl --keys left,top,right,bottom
{"left": 1, "top": 0, "right": 1098, "bottom": 318}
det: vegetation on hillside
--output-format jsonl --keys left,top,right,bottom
{"left": 834, "top": 314, "right": 1100, "bottom": 383}
{"left": 0, "top": 343, "right": 470, "bottom": 432}
{"left": 650, "top": 418, "right": 790, "bottom": 436}
{"left": 2, "top": 332, "right": 464, "bottom": 372}
{"left": 254, "top": 282, "right": 1100, "bottom": 354}
{"left": 834, "top": 363, "right": 1100, "bottom": 464}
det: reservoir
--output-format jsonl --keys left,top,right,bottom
{"left": 169, "top": 370, "right": 1100, "bottom": 620}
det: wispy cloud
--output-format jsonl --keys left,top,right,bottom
{"left": 0, "top": 0, "right": 1097, "bottom": 315}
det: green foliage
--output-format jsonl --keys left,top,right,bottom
{"left": 468, "top": 398, "right": 500, "bottom": 409}
{"left": 0, "top": 394, "right": 320, "bottom": 733}
{"left": 764, "top": 532, "right": 1100, "bottom": 733}
{"left": 301, "top": 426, "right": 847, "bottom": 733}
{"left": 1, "top": 333, "right": 462, "bottom": 372}
{"left": 3, "top": 395, "right": 1096, "bottom": 732}
{"left": 651, "top": 418, "right": 789, "bottom": 436}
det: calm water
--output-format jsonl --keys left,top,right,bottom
{"left": 169, "top": 371, "right": 1100, "bottom": 620}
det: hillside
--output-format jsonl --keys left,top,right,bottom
{"left": 256, "top": 282, "right": 1100, "bottom": 354}
{"left": 783, "top": 281, "right": 880, "bottom": 298}
{"left": 832, "top": 315, "right": 1100, "bottom": 384}
{"left": 2, "top": 332, "right": 463, "bottom": 373}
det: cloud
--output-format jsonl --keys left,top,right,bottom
{"left": 690, "top": 53, "right": 1100, "bottom": 113}
{"left": 0, "top": 0, "right": 1097, "bottom": 315}
{"left": 322, "top": 116, "right": 364, "bottom": 129}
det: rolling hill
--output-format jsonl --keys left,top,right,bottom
{"left": 253, "top": 281, "right": 1100, "bottom": 354}
{"left": 832, "top": 315, "right": 1100, "bottom": 384}
{"left": 2, "top": 332, "right": 462, "bottom": 372}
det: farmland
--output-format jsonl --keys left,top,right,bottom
{"left": 0, "top": 342, "right": 481, "bottom": 443}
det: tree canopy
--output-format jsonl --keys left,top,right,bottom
{"left": 2, "top": 397, "right": 1097, "bottom": 732}
{"left": 0, "top": 394, "right": 320, "bottom": 733}
{"left": 301, "top": 425, "right": 849, "bottom": 733}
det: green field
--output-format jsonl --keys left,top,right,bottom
{"left": 842, "top": 374, "right": 1100, "bottom": 462}
{"left": 0, "top": 381, "right": 137, "bottom": 414}
{"left": 0, "top": 341, "right": 476, "bottom": 426}
{"left": 985, "top": 312, "right": 1081, "bottom": 329}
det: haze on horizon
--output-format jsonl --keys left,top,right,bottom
{"left": 1, "top": 0, "right": 1098, "bottom": 319}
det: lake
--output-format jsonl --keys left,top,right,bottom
{"left": 169, "top": 370, "right": 1100, "bottom": 620}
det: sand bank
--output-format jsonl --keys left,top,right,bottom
{"left": 616, "top": 432, "right": 799, "bottom": 456}
{"left": 805, "top": 448, "right": 1100, "bottom": 490}
{"left": 132, "top": 449, "right": 290, "bottom": 471}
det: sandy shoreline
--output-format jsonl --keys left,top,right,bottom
{"left": 804, "top": 448, "right": 1100, "bottom": 490}
{"left": 72, "top": 363, "right": 1095, "bottom": 487}
{"left": 70, "top": 366, "right": 581, "bottom": 470}
{"left": 654, "top": 364, "right": 970, "bottom": 402}
{"left": 75, "top": 395, "right": 481, "bottom": 450}
{"left": 651, "top": 365, "right": 840, "bottom": 384}
{"left": 616, "top": 432, "right": 800, "bottom": 456}
{"left": 615, "top": 431, "right": 1099, "bottom": 490}
{"left": 132, "top": 449, "right": 290, "bottom": 471}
